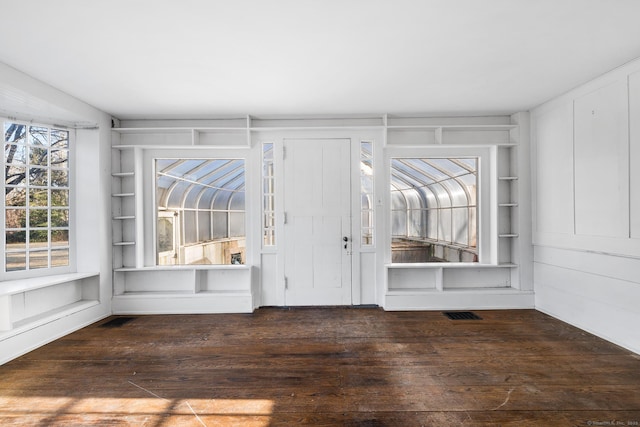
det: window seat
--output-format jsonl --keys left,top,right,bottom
{"left": 0, "top": 272, "right": 99, "bottom": 334}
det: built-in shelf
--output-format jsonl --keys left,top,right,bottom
{"left": 112, "top": 193, "right": 134, "bottom": 197}
{"left": 499, "top": 203, "right": 519, "bottom": 207}
{"left": 111, "top": 267, "right": 254, "bottom": 314}
{"left": 113, "top": 216, "right": 135, "bottom": 220}
{"left": 498, "top": 234, "right": 519, "bottom": 238}
{"left": 112, "top": 127, "right": 198, "bottom": 134}
{"left": 249, "top": 126, "right": 384, "bottom": 132}
{"left": 498, "top": 176, "right": 518, "bottom": 181}
{"left": 0, "top": 273, "right": 100, "bottom": 333}
{"left": 385, "top": 263, "right": 518, "bottom": 269}
{"left": 386, "top": 124, "right": 517, "bottom": 131}
{"left": 111, "top": 172, "right": 134, "bottom": 177}
{"left": 112, "top": 144, "right": 251, "bottom": 150}
{"left": 113, "top": 241, "right": 135, "bottom": 246}
{"left": 385, "top": 263, "right": 511, "bottom": 269}
{"left": 114, "top": 264, "right": 250, "bottom": 272}
{"left": 11, "top": 300, "right": 99, "bottom": 330}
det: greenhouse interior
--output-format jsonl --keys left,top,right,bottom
{"left": 155, "top": 158, "right": 246, "bottom": 265}
{"left": 389, "top": 157, "right": 478, "bottom": 263}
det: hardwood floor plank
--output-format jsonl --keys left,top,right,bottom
{"left": 1, "top": 308, "right": 639, "bottom": 426}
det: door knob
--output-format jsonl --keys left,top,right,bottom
{"left": 343, "top": 236, "right": 348, "bottom": 242}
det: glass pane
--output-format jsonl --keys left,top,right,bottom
{"left": 263, "top": 213, "right": 275, "bottom": 228}
{"left": 5, "top": 123, "right": 27, "bottom": 144}
{"left": 263, "top": 177, "right": 274, "bottom": 194}
{"left": 29, "top": 209, "right": 48, "bottom": 228}
{"left": 391, "top": 156, "right": 477, "bottom": 263}
{"left": 50, "top": 149, "right": 68, "bottom": 166}
{"left": 51, "top": 209, "right": 69, "bottom": 227}
{"left": 156, "top": 159, "right": 245, "bottom": 265}
{"left": 51, "top": 129, "right": 69, "bottom": 149}
{"left": 452, "top": 207, "right": 469, "bottom": 246}
{"left": 361, "top": 174, "right": 373, "bottom": 195}
{"left": 51, "top": 189, "right": 69, "bottom": 207}
{"left": 6, "top": 187, "right": 26, "bottom": 207}
{"left": 391, "top": 210, "right": 406, "bottom": 237}
{"left": 6, "top": 209, "right": 27, "bottom": 228}
{"left": 6, "top": 230, "right": 26, "bottom": 250}
{"left": 361, "top": 211, "right": 371, "bottom": 228}
{"left": 361, "top": 228, "right": 373, "bottom": 245}
{"left": 438, "top": 209, "right": 452, "bottom": 243}
{"left": 51, "top": 249, "right": 69, "bottom": 267}
{"left": 157, "top": 217, "right": 174, "bottom": 253}
{"left": 5, "top": 143, "right": 27, "bottom": 164}
{"left": 263, "top": 195, "right": 274, "bottom": 211}
{"left": 264, "top": 229, "right": 275, "bottom": 246}
{"left": 441, "top": 179, "right": 469, "bottom": 207}
{"left": 51, "top": 169, "right": 69, "bottom": 187}
{"left": 5, "top": 164, "right": 26, "bottom": 186}
{"left": 361, "top": 141, "right": 374, "bottom": 246}
{"left": 426, "top": 209, "right": 438, "bottom": 240}
{"left": 29, "top": 167, "right": 48, "bottom": 186}
{"left": 263, "top": 142, "right": 273, "bottom": 161}
{"left": 30, "top": 189, "right": 49, "bottom": 206}
{"left": 29, "top": 126, "right": 49, "bottom": 146}
{"left": 6, "top": 252, "right": 26, "bottom": 271}
{"left": 29, "top": 250, "right": 49, "bottom": 269}
{"left": 431, "top": 183, "right": 451, "bottom": 208}
{"left": 469, "top": 207, "right": 477, "bottom": 247}
{"left": 52, "top": 229, "right": 69, "bottom": 246}
{"left": 407, "top": 209, "right": 423, "bottom": 237}
{"left": 30, "top": 146, "right": 48, "bottom": 166}
{"left": 30, "top": 230, "right": 49, "bottom": 248}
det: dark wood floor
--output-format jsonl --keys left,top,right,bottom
{"left": 1, "top": 308, "right": 639, "bottom": 426}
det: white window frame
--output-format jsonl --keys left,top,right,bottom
{"left": 143, "top": 148, "right": 251, "bottom": 268}
{"left": 1, "top": 118, "right": 75, "bottom": 280}
{"left": 385, "top": 145, "right": 496, "bottom": 265}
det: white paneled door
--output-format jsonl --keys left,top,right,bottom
{"left": 283, "top": 139, "right": 352, "bottom": 305}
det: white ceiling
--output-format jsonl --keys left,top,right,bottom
{"left": 2, "top": 0, "right": 640, "bottom": 119}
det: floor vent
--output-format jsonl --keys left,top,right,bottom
{"left": 100, "top": 316, "right": 137, "bottom": 328}
{"left": 443, "top": 311, "right": 482, "bottom": 320}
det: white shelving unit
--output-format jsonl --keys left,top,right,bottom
{"left": 111, "top": 144, "right": 140, "bottom": 269}
{"left": 0, "top": 273, "right": 100, "bottom": 334}
{"left": 110, "top": 121, "right": 255, "bottom": 313}
{"left": 109, "top": 113, "right": 533, "bottom": 313}
{"left": 383, "top": 113, "right": 533, "bottom": 309}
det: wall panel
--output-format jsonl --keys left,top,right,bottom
{"left": 573, "top": 80, "right": 629, "bottom": 238}
{"left": 533, "top": 102, "right": 574, "bottom": 235}
{"left": 629, "top": 70, "right": 640, "bottom": 239}
{"left": 534, "top": 247, "right": 640, "bottom": 354}
{"left": 531, "top": 57, "right": 640, "bottom": 355}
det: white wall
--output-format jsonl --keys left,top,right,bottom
{"left": 0, "top": 62, "right": 112, "bottom": 363}
{"left": 531, "top": 58, "right": 640, "bottom": 354}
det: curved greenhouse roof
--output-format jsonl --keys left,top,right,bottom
{"left": 156, "top": 159, "right": 245, "bottom": 211}
{"left": 389, "top": 157, "right": 478, "bottom": 253}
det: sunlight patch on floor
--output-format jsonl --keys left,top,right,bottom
{"left": 0, "top": 396, "right": 274, "bottom": 426}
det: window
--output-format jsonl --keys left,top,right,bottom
{"left": 262, "top": 142, "right": 275, "bottom": 246}
{"left": 4, "top": 122, "right": 71, "bottom": 273}
{"left": 155, "top": 159, "right": 245, "bottom": 265}
{"left": 361, "top": 141, "right": 374, "bottom": 246}
{"left": 391, "top": 157, "right": 477, "bottom": 263}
